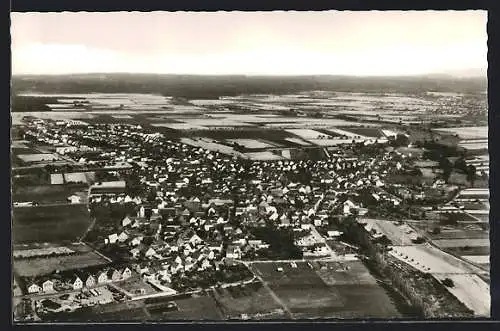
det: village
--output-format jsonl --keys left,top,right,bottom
{"left": 11, "top": 111, "right": 490, "bottom": 320}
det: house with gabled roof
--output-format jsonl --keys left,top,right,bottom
{"left": 145, "top": 247, "right": 157, "bottom": 259}
{"left": 107, "top": 233, "right": 118, "bottom": 244}
{"left": 189, "top": 234, "right": 203, "bottom": 246}
{"left": 72, "top": 276, "right": 83, "bottom": 290}
{"left": 83, "top": 274, "right": 96, "bottom": 288}
{"left": 97, "top": 271, "right": 109, "bottom": 284}
{"left": 111, "top": 269, "right": 122, "bottom": 282}
{"left": 122, "top": 216, "right": 133, "bottom": 227}
{"left": 42, "top": 279, "right": 55, "bottom": 293}
{"left": 118, "top": 231, "right": 129, "bottom": 243}
{"left": 122, "top": 267, "right": 132, "bottom": 280}
{"left": 130, "top": 236, "right": 143, "bottom": 246}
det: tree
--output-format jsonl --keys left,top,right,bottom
{"left": 440, "top": 158, "right": 452, "bottom": 182}
{"left": 466, "top": 165, "right": 477, "bottom": 187}
{"left": 442, "top": 278, "right": 454, "bottom": 287}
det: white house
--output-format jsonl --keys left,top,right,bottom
{"left": 72, "top": 277, "right": 83, "bottom": 290}
{"left": 97, "top": 271, "right": 109, "bottom": 284}
{"left": 122, "top": 216, "right": 133, "bottom": 227}
{"left": 130, "top": 236, "right": 143, "bottom": 246}
{"left": 145, "top": 247, "right": 157, "bottom": 259}
{"left": 122, "top": 267, "right": 132, "bottom": 280}
{"left": 108, "top": 233, "right": 118, "bottom": 244}
{"left": 118, "top": 231, "right": 129, "bottom": 243}
{"left": 84, "top": 275, "right": 96, "bottom": 288}
{"left": 226, "top": 245, "right": 241, "bottom": 259}
{"left": 67, "top": 195, "right": 81, "bottom": 204}
{"left": 189, "top": 234, "right": 203, "bottom": 246}
{"left": 42, "top": 280, "right": 55, "bottom": 293}
{"left": 28, "top": 283, "right": 41, "bottom": 294}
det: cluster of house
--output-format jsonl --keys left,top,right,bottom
{"left": 21, "top": 120, "right": 428, "bottom": 291}
{"left": 26, "top": 267, "right": 133, "bottom": 294}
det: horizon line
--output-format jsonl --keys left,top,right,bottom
{"left": 11, "top": 72, "right": 487, "bottom": 79}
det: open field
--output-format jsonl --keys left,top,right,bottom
{"left": 226, "top": 139, "right": 275, "bottom": 149}
{"left": 286, "top": 129, "right": 328, "bottom": 140}
{"left": 433, "top": 238, "right": 489, "bottom": 249}
{"left": 14, "top": 251, "right": 108, "bottom": 277}
{"left": 445, "top": 246, "right": 490, "bottom": 257}
{"left": 12, "top": 185, "right": 88, "bottom": 204}
{"left": 461, "top": 255, "right": 490, "bottom": 265}
{"left": 12, "top": 147, "right": 40, "bottom": 155}
{"left": 13, "top": 246, "right": 75, "bottom": 259}
{"left": 389, "top": 244, "right": 486, "bottom": 275}
{"left": 45, "top": 301, "right": 149, "bottom": 322}
{"left": 433, "top": 126, "right": 487, "bottom": 140}
{"left": 310, "top": 260, "right": 378, "bottom": 286}
{"left": 12, "top": 204, "right": 91, "bottom": 244}
{"left": 337, "top": 126, "right": 383, "bottom": 138}
{"left": 284, "top": 137, "right": 312, "bottom": 146}
{"left": 149, "top": 294, "right": 223, "bottom": 320}
{"left": 250, "top": 261, "right": 401, "bottom": 319}
{"left": 116, "top": 277, "right": 159, "bottom": 297}
{"left": 211, "top": 281, "right": 283, "bottom": 319}
{"left": 423, "top": 228, "right": 489, "bottom": 241}
{"left": 17, "top": 153, "right": 60, "bottom": 163}
{"left": 245, "top": 152, "right": 284, "bottom": 160}
{"left": 433, "top": 273, "right": 490, "bottom": 317}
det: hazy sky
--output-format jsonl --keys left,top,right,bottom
{"left": 11, "top": 11, "right": 487, "bottom": 76}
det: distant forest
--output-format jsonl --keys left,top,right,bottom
{"left": 11, "top": 74, "right": 487, "bottom": 102}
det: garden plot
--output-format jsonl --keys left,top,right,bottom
{"left": 389, "top": 244, "right": 486, "bottom": 275}
{"left": 433, "top": 274, "right": 490, "bottom": 317}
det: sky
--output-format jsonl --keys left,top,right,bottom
{"left": 11, "top": 11, "right": 487, "bottom": 76}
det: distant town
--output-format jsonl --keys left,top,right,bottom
{"left": 12, "top": 84, "right": 489, "bottom": 321}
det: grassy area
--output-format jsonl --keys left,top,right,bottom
{"left": 14, "top": 251, "right": 108, "bottom": 277}
{"left": 12, "top": 204, "right": 92, "bottom": 244}
{"left": 12, "top": 185, "right": 87, "bottom": 204}
{"left": 337, "top": 126, "right": 383, "bottom": 138}
{"left": 148, "top": 294, "right": 223, "bottom": 320}
{"left": 251, "top": 261, "right": 401, "bottom": 319}
{"left": 211, "top": 281, "right": 282, "bottom": 319}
